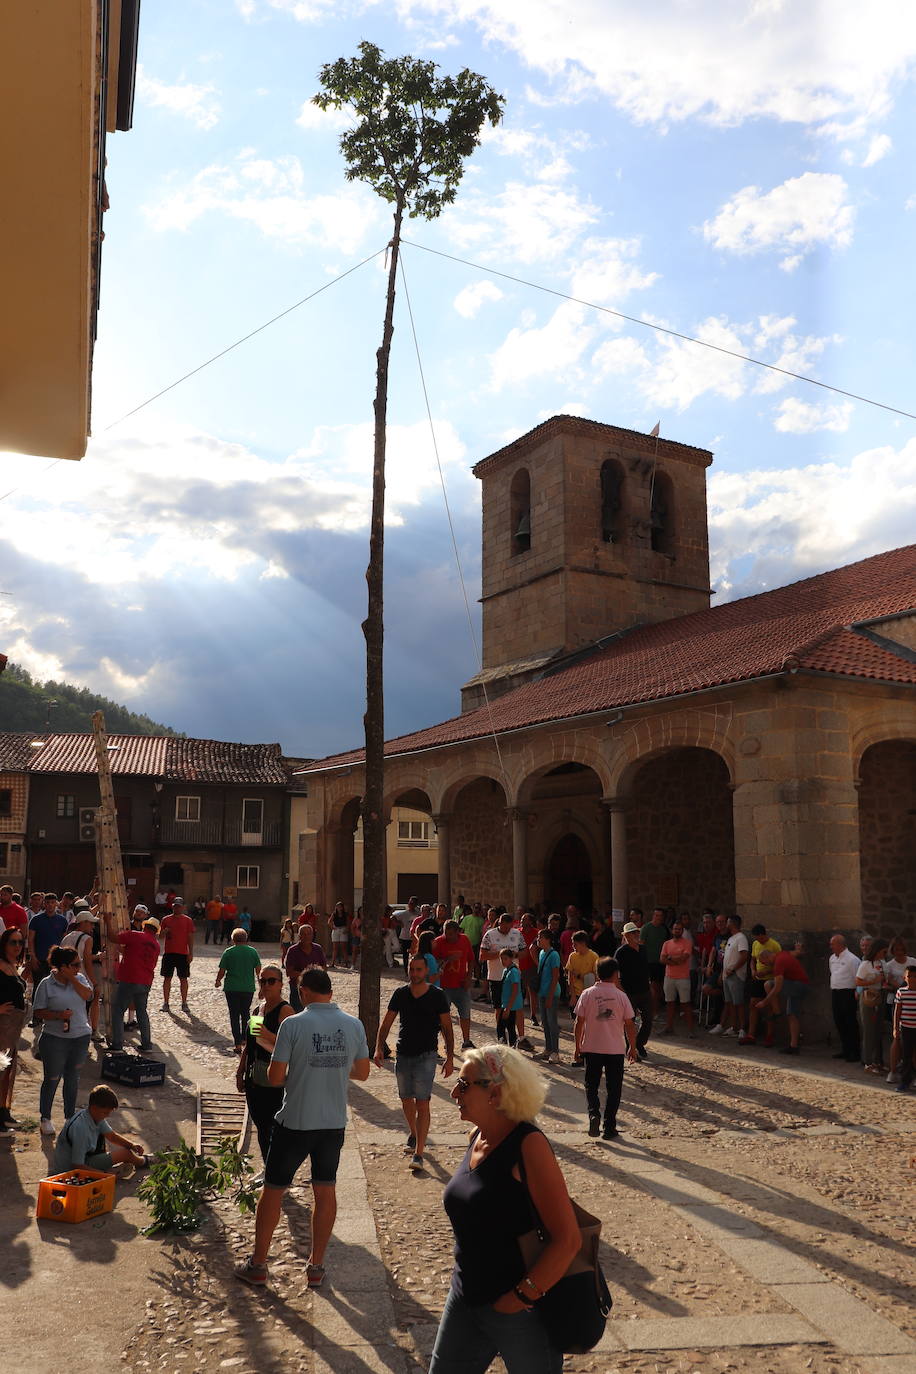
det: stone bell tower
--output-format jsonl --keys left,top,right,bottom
{"left": 461, "top": 415, "right": 714, "bottom": 712}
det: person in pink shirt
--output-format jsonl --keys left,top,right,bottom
{"left": 660, "top": 919, "right": 696, "bottom": 1036}
{"left": 574, "top": 957, "right": 638, "bottom": 1139}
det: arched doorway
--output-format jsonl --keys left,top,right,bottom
{"left": 627, "top": 747, "right": 734, "bottom": 914}
{"left": 858, "top": 739, "right": 916, "bottom": 937}
{"left": 546, "top": 833, "right": 593, "bottom": 913}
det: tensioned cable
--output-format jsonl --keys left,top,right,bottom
{"left": 397, "top": 251, "right": 514, "bottom": 804}
{"left": 402, "top": 238, "right": 916, "bottom": 424}
{"left": 101, "top": 246, "right": 387, "bottom": 432}
{"left": 0, "top": 248, "right": 387, "bottom": 511}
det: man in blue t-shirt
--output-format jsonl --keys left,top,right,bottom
{"left": 235, "top": 967, "right": 370, "bottom": 1290}
{"left": 537, "top": 929, "right": 562, "bottom": 1064}
{"left": 53, "top": 1084, "right": 150, "bottom": 1172}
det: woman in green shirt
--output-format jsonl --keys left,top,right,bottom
{"left": 215, "top": 929, "right": 262, "bottom": 1051}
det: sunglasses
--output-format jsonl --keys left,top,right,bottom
{"left": 455, "top": 1076, "right": 491, "bottom": 1095}
{"left": 258, "top": 976, "right": 280, "bottom": 985}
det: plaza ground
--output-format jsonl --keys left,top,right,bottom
{"left": 1, "top": 945, "right": 914, "bottom": 1374}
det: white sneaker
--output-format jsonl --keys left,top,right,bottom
{"left": 723, "top": 1027, "right": 738, "bottom": 1038}
{"left": 548, "top": 1053, "right": 561, "bottom": 1064}
{"left": 40, "top": 1118, "right": 55, "bottom": 1136}
{"left": 886, "top": 1070, "right": 901, "bottom": 1084}
{"left": 708, "top": 1024, "right": 724, "bottom": 1035}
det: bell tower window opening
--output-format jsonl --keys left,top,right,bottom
{"left": 650, "top": 469, "right": 675, "bottom": 554}
{"left": 510, "top": 467, "right": 531, "bottom": 556}
{"left": 600, "top": 459, "right": 624, "bottom": 543}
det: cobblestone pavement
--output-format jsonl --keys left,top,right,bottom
{"left": 3, "top": 946, "right": 915, "bottom": 1374}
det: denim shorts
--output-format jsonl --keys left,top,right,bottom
{"left": 445, "top": 985, "right": 470, "bottom": 1020}
{"left": 395, "top": 1050, "right": 438, "bottom": 1101}
{"left": 263, "top": 1121, "right": 346, "bottom": 1188}
{"left": 781, "top": 979, "right": 809, "bottom": 1016}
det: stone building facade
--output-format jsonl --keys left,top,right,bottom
{"left": 298, "top": 418, "right": 916, "bottom": 1022}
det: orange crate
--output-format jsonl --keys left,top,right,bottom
{"left": 37, "top": 1168, "right": 116, "bottom": 1223}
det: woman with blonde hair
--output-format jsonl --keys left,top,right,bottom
{"left": 430, "top": 1043, "right": 580, "bottom": 1373}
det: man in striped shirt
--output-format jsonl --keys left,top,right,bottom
{"left": 893, "top": 962, "right": 916, "bottom": 1094}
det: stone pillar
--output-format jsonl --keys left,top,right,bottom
{"left": 510, "top": 808, "right": 528, "bottom": 910}
{"left": 432, "top": 813, "right": 451, "bottom": 907}
{"left": 603, "top": 799, "right": 628, "bottom": 915}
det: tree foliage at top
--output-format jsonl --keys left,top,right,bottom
{"left": 0, "top": 662, "right": 182, "bottom": 736}
{"left": 313, "top": 40, "right": 504, "bottom": 217}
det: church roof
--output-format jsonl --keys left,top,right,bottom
{"left": 305, "top": 544, "right": 916, "bottom": 773}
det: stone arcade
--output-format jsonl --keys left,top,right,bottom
{"left": 298, "top": 416, "right": 916, "bottom": 1027}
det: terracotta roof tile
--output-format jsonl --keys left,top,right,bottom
{"left": 308, "top": 543, "right": 916, "bottom": 772}
{"left": 0, "top": 732, "right": 289, "bottom": 784}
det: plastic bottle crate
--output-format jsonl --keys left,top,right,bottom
{"left": 101, "top": 1051, "right": 166, "bottom": 1087}
{"left": 37, "top": 1168, "right": 116, "bottom": 1223}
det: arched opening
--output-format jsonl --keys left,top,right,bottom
{"left": 650, "top": 469, "right": 675, "bottom": 554}
{"left": 858, "top": 739, "right": 916, "bottom": 937}
{"left": 600, "top": 458, "right": 625, "bottom": 543}
{"left": 510, "top": 467, "right": 531, "bottom": 556}
{"left": 388, "top": 788, "right": 436, "bottom": 906}
{"left": 627, "top": 747, "right": 734, "bottom": 913}
{"left": 546, "top": 833, "right": 593, "bottom": 913}
{"left": 450, "top": 776, "right": 511, "bottom": 902}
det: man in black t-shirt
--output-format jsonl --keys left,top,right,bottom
{"left": 374, "top": 955, "right": 454, "bottom": 1171}
{"left": 615, "top": 922, "right": 654, "bottom": 1060}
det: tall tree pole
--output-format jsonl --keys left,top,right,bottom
{"left": 315, "top": 43, "right": 503, "bottom": 1043}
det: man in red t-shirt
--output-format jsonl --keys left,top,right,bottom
{"left": 220, "top": 897, "right": 238, "bottom": 946}
{"left": 0, "top": 885, "right": 28, "bottom": 933}
{"left": 755, "top": 943, "right": 809, "bottom": 1054}
{"left": 432, "top": 921, "right": 476, "bottom": 1049}
{"left": 107, "top": 913, "right": 161, "bottom": 1053}
{"left": 159, "top": 899, "right": 195, "bottom": 1014}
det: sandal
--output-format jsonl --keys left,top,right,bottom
{"left": 306, "top": 1263, "right": 326, "bottom": 1288}
{"left": 235, "top": 1257, "right": 269, "bottom": 1287}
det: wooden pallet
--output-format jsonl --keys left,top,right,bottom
{"left": 196, "top": 1088, "right": 249, "bottom": 1156}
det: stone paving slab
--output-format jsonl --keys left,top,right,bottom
{"left": 680, "top": 1204, "right": 764, "bottom": 1238}
{"left": 312, "top": 1343, "right": 414, "bottom": 1373}
{"left": 713, "top": 1235, "right": 830, "bottom": 1284}
{"left": 637, "top": 1172, "right": 726, "bottom": 1206}
{"left": 771, "top": 1282, "right": 916, "bottom": 1357}
{"left": 857, "top": 1357, "right": 916, "bottom": 1374}
{"left": 612, "top": 1313, "right": 825, "bottom": 1352}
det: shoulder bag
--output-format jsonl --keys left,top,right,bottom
{"left": 516, "top": 1140, "right": 612, "bottom": 1353}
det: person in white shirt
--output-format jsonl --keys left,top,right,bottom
{"left": 709, "top": 915, "right": 748, "bottom": 1037}
{"left": 479, "top": 912, "right": 525, "bottom": 1025}
{"left": 829, "top": 934, "right": 861, "bottom": 1062}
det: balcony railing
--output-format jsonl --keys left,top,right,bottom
{"left": 158, "top": 819, "right": 281, "bottom": 848}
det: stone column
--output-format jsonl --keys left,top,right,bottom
{"left": 603, "top": 798, "right": 628, "bottom": 916}
{"left": 510, "top": 808, "right": 528, "bottom": 910}
{"left": 432, "top": 813, "right": 451, "bottom": 907}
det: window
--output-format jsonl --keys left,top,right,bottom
{"left": 56, "top": 794, "right": 75, "bottom": 819}
{"left": 0, "top": 842, "right": 8, "bottom": 872}
{"left": 0, "top": 789, "right": 11, "bottom": 817}
{"left": 242, "top": 798, "right": 264, "bottom": 835}
{"left": 650, "top": 470, "right": 675, "bottom": 554}
{"left": 600, "top": 459, "right": 625, "bottom": 543}
{"left": 237, "top": 865, "right": 260, "bottom": 889}
{"left": 509, "top": 467, "right": 531, "bottom": 556}
{"left": 175, "top": 796, "right": 201, "bottom": 822}
{"left": 398, "top": 820, "right": 430, "bottom": 847}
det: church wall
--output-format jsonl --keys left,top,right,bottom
{"left": 625, "top": 748, "right": 734, "bottom": 914}
{"left": 449, "top": 777, "right": 514, "bottom": 904}
{"left": 858, "top": 739, "right": 916, "bottom": 941}
{"left": 481, "top": 568, "right": 566, "bottom": 668}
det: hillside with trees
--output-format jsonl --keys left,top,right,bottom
{"left": 0, "top": 662, "right": 182, "bottom": 736}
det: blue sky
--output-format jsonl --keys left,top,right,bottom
{"left": 2, "top": 0, "right": 915, "bottom": 756}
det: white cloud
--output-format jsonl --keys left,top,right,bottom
{"left": 637, "top": 316, "right": 751, "bottom": 409}
{"left": 862, "top": 133, "right": 892, "bottom": 166}
{"left": 702, "top": 172, "right": 855, "bottom": 270}
{"left": 145, "top": 151, "right": 381, "bottom": 253}
{"left": 773, "top": 397, "right": 854, "bottom": 433}
{"left": 135, "top": 65, "right": 221, "bottom": 130}
{"left": 569, "top": 237, "right": 659, "bottom": 305}
{"left": 453, "top": 280, "right": 504, "bottom": 317}
{"left": 296, "top": 100, "right": 353, "bottom": 132}
{"left": 448, "top": 181, "right": 599, "bottom": 264}
{"left": 397, "top": 0, "right": 916, "bottom": 136}
{"left": 708, "top": 442, "right": 916, "bottom": 598}
{"left": 488, "top": 302, "right": 596, "bottom": 390}
{"left": 753, "top": 326, "right": 842, "bottom": 395}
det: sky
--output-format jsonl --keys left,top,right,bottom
{"left": 2, "top": 0, "right": 916, "bottom": 758}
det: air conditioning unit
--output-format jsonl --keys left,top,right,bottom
{"left": 79, "top": 807, "right": 98, "bottom": 843}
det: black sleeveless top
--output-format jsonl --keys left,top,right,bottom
{"left": 244, "top": 1000, "right": 290, "bottom": 1081}
{"left": 442, "top": 1120, "right": 540, "bottom": 1305}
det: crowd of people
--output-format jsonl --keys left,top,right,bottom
{"left": 1, "top": 877, "right": 915, "bottom": 1371}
